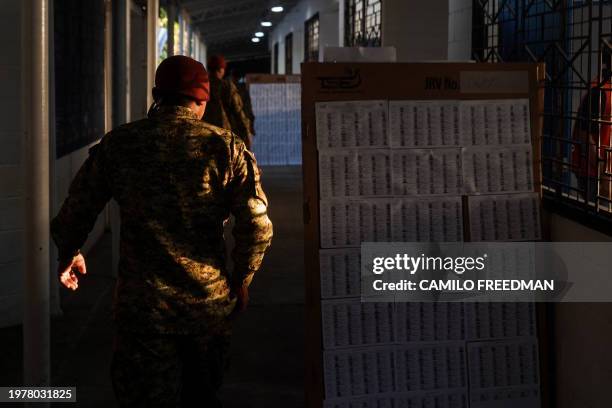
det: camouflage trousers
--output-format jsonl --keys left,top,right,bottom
{"left": 111, "top": 321, "right": 232, "bottom": 408}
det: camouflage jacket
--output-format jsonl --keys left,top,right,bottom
{"left": 202, "top": 76, "right": 231, "bottom": 131}
{"left": 50, "top": 105, "right": 273, "bottom": 334}
{"left": 237, "top": 81, "right": 256, "bottom": 136}
{"left": 203, "top": 76, "right": 253, "bottom": 141}
{"left": 224, "top": 79, "right": 253, "bottom": 141}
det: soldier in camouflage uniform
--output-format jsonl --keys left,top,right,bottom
{"left": 230, "top": 70, "right": 256, "bottom": 138}
{"left": 202, "top": 55, "right": 231, "bottom": 131}
{"left": 204, "top": 55, "right": 254, "bottom": 149}
{"left": 50, "top": 55, "right": 273, "bottom": 407}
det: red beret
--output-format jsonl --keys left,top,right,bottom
{"left": 207, "top": 55, "right": 227, "bottom": 72}
{"left": 154, "top": 55, "right": 210, "bottom": 102}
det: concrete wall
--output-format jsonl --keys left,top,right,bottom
{"left": 448, "top": 0, "right": 472, "bottom": 60}
{"left": 382, "top": 0, "right": 449, "bottom": 61}
{"left": 0, "top": 0, "right": 25, "bottom": 327}
{"left": 0, "top": 0, "right": 203, "bottom": 330}
{"left": 130, "top": 2, "right": 149, "bottom": 121}
{"left": 381, "top": 0, "right": 472, "bottom": 61}
{"left": 0, "top": 1, "right": 109, "bottom": 328}
{"left": 545, "top": 211, "right": 612, "bottom": 407}
{"left": 269, "top": 0, "right": 341, "bottom": 74}
{"left": 271, "top": 0, "right": 467, "bottom": 68}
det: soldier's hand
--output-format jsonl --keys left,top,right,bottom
{"left": 58, "top": 253, "right": 87, "bottom": 291}
{"left": 232, "top": 285, "right": 249, "bottom": 314}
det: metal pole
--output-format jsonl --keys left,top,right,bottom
{"left": 102, "top": 0, "right": 113, "bottom": 230}
{"left": 23, "top": 0, "right": 51, "bottom": 390}
{"left": 112, "top": 0, "right": 130, "bottom": 126}
{"left": 47, "top": 0, "right": 61, "bottom": 318}
{"left": 104, "top": 0, "right": 113, "bottom": 133}
{"left": 167, "top": 1, "right": 176, "bottom": 57}
{"left": 187, "top": 19, "right": 192, "bottom": 57}
{"left": 178, "top": 9, "right": 184, "bottom": 55}
{"left": 111, "top": 0, "right": 130, "bottom": 277}
{"left": 194, "top": 31, "right": 198, "bottom": 61}
{"left": 147, "top": 0, "right": 159, "bottom": 108}
{"left": 338, "top": 0, "right": 345, "bottom": 47}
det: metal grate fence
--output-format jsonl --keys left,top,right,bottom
{"left": 305, "top": 14, "right": 320, "bottom": 62}
{"left": 345, "top": 0, "right": 382, "bottom": 47}
{"left": 472, "top": 0, "right": 612, "bottom": 222}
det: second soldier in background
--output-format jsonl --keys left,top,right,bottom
{"left": 204, "top": 55, "right": 255, "bottom": 149}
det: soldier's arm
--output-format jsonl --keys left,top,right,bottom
{"left": 229, "top": 140, "right": 273, "bottom": 289}
{"left": 50, "top": 138, "right": 112, "bottom": 265}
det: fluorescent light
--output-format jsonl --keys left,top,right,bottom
{"left": 251, "top": 37, "right": 261, "bottom": 43}
{"left": 255, "top": 32, "right": 264, "bottom": 38}
{"left": 261, "top": 21, "right": 272, "bottom": 27}
{"left": 271, "top": 6, "right": 284, "bottom": 12}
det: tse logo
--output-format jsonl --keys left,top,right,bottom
{"left": 425, "top": 76, "right": 459, "bottom": 90}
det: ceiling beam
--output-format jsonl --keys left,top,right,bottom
{"left": 204, "top": 35, "right": 253, "bottom": 45}
{"left": 201, "top": 31, "right": 253, "bottom": 42}
{"left": 203, "top": 23, "right": 270, "bottom": 40}
{"left": 199, "top": 18, "right": 261, "bottom": 35}
{"left": 194, "top": 8, "right": 262, "bottom": 25}
{"left": 180, "top": 0, "right": 218, "bottom": 12}
{"left": 206, "top": 44, "right": 269, "bottom": 61}
{"left": 207, "top": 35, "right": 260, "bottom": 47}
{"left": 188, "top": 0, "right": 261, "bottom": 20}
{"left": 181, "top": 0, "right": 300, "bottom": 57}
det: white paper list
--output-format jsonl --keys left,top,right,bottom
{"left": 320, "top": 197, "right": 464, "bottom": 247}
{"left": 322, "top": 299, "right": 395, "bottom": 349}
{"left": 470, "top": 386, "right": 540, "bottom": 408}
{"left": 389, "top": 101, "right": 461, "bottom": 147}
{"left": 319, "top": 149, "right": 393, "bottom": 198}
{"left": 395, "top": 343, "right": 467, "bottom": 392}
{"left": 324, "top": 391, "right": 468, "bottom": 408}
{"left": 316, "top": 100, "right": 389, "bottom": 149}
{"left": 319, "top": 150, "right": 359, "bottom": 198}
{"left": 392, "top": 197, "right": 464, "bottom": 242}
{"left": 468, "top": 193, "right": 541, "bottom": 241}
{"left": 323, "top": 396, "right": 396, "bottom": 408}
{"left": 320, "top": 249, "right": 362, "bottom": 299}
{"left": 460, "top": 99, "right": 531, "bottom": 146}
{"left": 315, "top": 97, "right": 542, "bottom": 408}
{"left": 462, "top": 145, "right": 534, "bottom": 194}
{"left": 467, "top": 340, "right": 539, "bottom": 390}
{"left": 323, "top": 347, "right": 396, "bottom": 399}
{"left": 476, "top": 245, "right": 537, "bottom": 281}
{"left": 251, "top": 83, "right": 302, "bottom": 165}
{"left": 320, "top": 199, "right": 395, "bottom": 248}
{"left": 465, "top": 303, "right": 536, "bottom": 340}
{"left": 392, "top": 149, "right": 463, "bottom": 195}
{"left": 395, "top": 391, "right": 468, "bottom": 408}
{"left": 358, "top": 150, "right": 394, "bottom": 196}
{"left": 395, "top": 303, "right": 466, "bottom": 343}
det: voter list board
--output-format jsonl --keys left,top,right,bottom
{"left": 301, "top": 63, "right": 549, "bottom": 408}
{"left": 247, "top": 74, "right": 302, "bottom": 165}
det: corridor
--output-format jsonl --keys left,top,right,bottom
{"left": 4, "top": 1, "right": 612, "bottom": 407}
